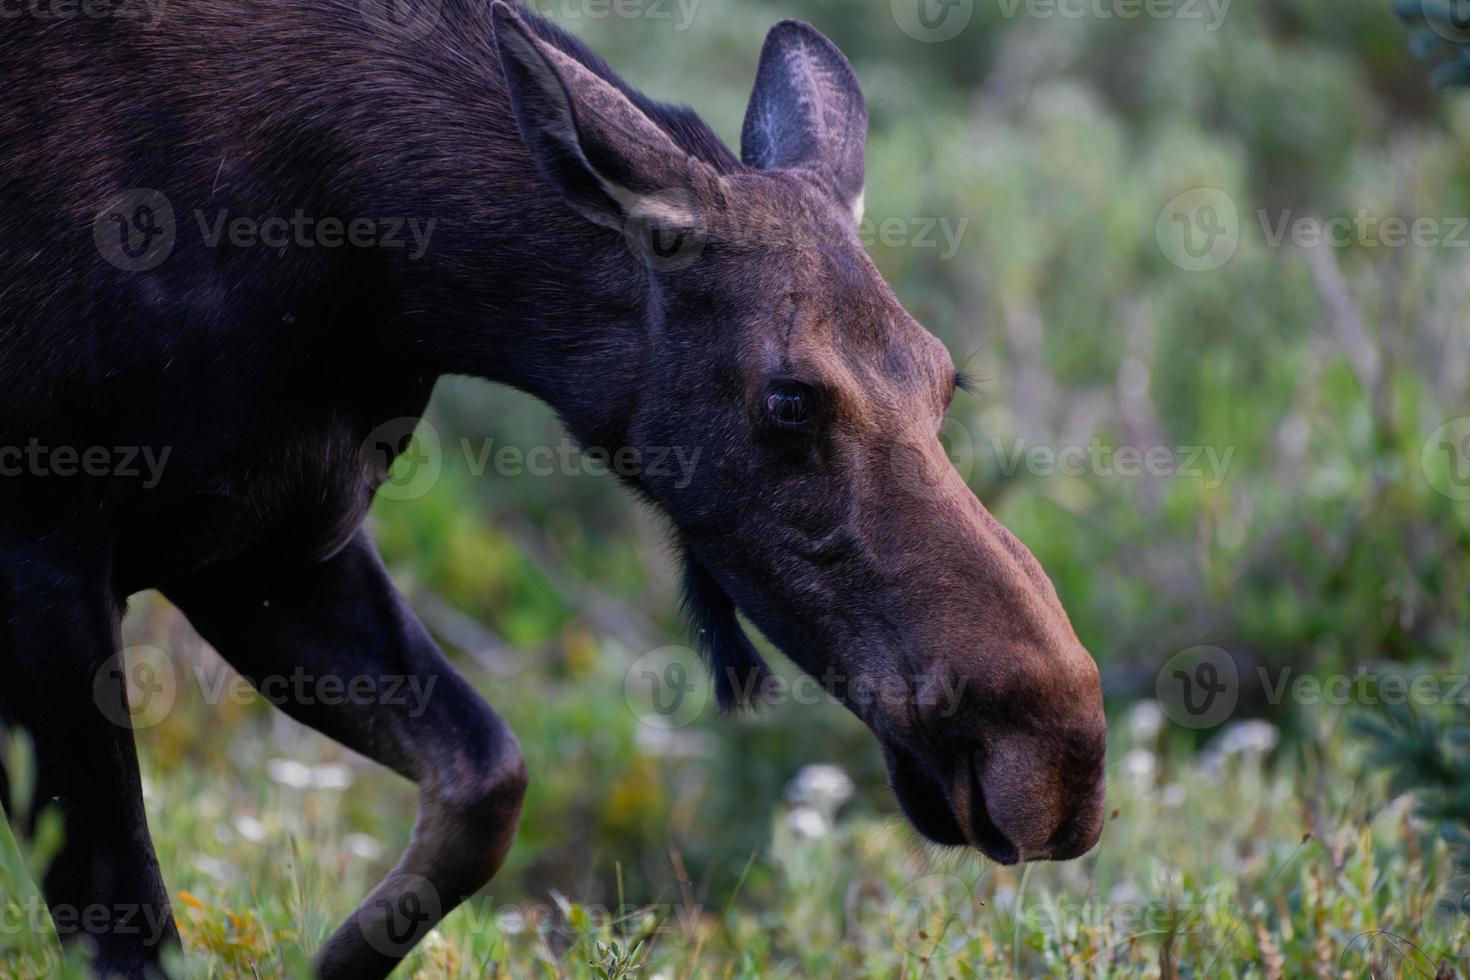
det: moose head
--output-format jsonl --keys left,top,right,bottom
{"left": 491, "top": 5, "right": 1106, "bottom": 864}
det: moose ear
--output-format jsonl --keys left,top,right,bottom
{"left": 491, "top": 2, "right": 703, "bottom": 234}
{"left": 741, "top": 20, "right": 868, "bottom": 218}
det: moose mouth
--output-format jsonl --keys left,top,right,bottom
{"left": 882, "top": 741, "right": 1021, "bottom": 865}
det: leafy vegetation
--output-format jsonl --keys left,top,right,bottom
{"left": 5, "top": 0, "right": 1470, "bottom": 974}
{"left": 4, "top": 697, "right": 1465, "bottom": 977}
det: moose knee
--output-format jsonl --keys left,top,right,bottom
{"left": 467, "top": 746, "right": 529, "bottom": 828}
{"left": 422, "top": 737, "right": 528, "bottom": 882}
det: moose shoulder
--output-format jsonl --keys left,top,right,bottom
{"left": 0, "top": 2, "right": 1107, "bottom": 977}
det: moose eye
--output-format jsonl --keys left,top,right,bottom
{"left": 765, "top": 385, "right": 810, "bottom": 430}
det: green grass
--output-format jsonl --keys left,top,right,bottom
{"left": 3, "top": 615, "right": 1464, "bottom": 979}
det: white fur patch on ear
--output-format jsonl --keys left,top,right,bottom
{"left": 606, "top": 184, "right": 701, "bottom": 229}
{"left": 495, "top": 6, "right": 704, "bottom": 235}
{"left": 851, "top": 186, "right": 865, "bottom": 225}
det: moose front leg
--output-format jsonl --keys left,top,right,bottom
{"left": 0, "top": 540, "right": 178, "bottom": 978}
{"left": 164, "top": 530, "right": 527, "bottom": 979}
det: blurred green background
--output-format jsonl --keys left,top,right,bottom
{"left": 9, "top": 0, "right": 1470, "bottom": 975}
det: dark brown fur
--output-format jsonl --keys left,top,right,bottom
{"left": 0, "top": 3, "right": 1105, "bottom": 976}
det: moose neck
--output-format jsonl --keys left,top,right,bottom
{"left": 339, "top": 18, "right": 656, "bottom": 453}
{"left": 398, "top": 214, "right": 654, "bottom": 454}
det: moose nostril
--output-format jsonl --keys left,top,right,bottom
{"left": 970, "top": 736, "right": 1106, "bottom": 863}
{"left": 1045, "top": 837, "right": 1086, "bottom": 862}
{"left": 962, "top": 750, "right": 1022, "bottom": 865}
{"left": 987, "top": 836, "right": 1020, "bottom": 866}
{"left": 1043, "top": 807, "right": 1104, "bottom": 861}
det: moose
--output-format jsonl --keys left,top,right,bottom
{"left": 0, "top": 1, "right": 1107, "bottom": 976}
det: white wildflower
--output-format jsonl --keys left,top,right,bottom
{"left": 1212, "top": 719, "right": 1279, "bottom": 757}
{"left": 234, "top": 815, "right": 266, "bottom": 842}
{"left": 193, "top": 855, "right": 236, "bottom": 883}
{"left": 635, "top": 726, "right": 716, "bottom": 759}
{"left": 786, "top": 805, "right": 831, "bottom": 839}
{"left": 1127, "top": 701, "right": 1165, "bottom": 742}
{"left": 1122, "top": 747, "right": 1156, "bottom": 785}
{"left": 785, "top": 764, "right": 854, "bottom": 820}
{"left": 346, "top": 833, "right": 383, "bottom": 861}
{"left": 266, "top": 758, "right": 353, "bottom": 790}
{"left": 267, "top": 759, "right": 311, "bottom": 788}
